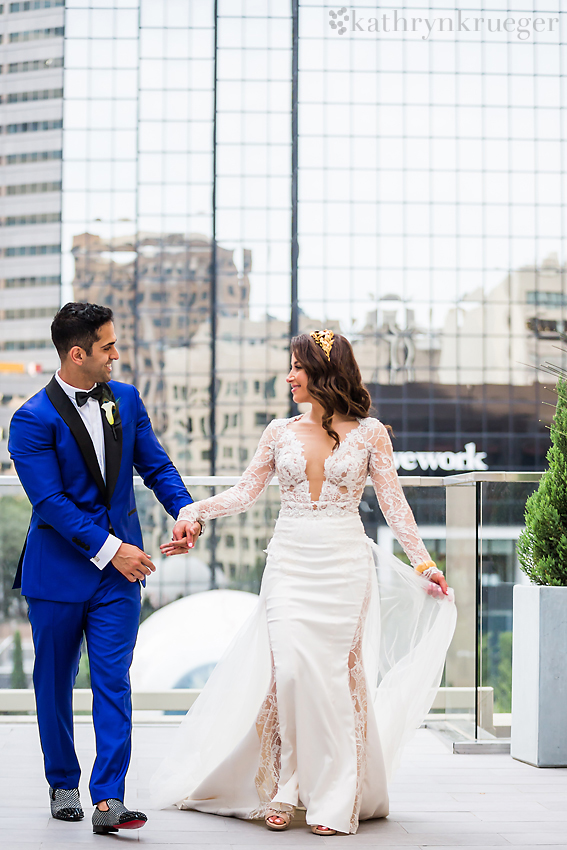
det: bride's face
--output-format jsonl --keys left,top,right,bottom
{"left": 286, "top": 355, "right": 312, "bottom": 404}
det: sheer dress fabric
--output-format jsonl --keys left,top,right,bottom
{"left": 150, "top": 417, "right": 456, "bottom": 834}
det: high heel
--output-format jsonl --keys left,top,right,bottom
{"left": 311, "top": 824, "right": 337, "bottom": 835}
{"left": 264, "top": 803, "right": 294, "bottom": 831}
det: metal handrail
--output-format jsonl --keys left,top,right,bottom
{"left": 444, "top": 471, "right": 543, "bottom": 485}
{"left": 0, "top": 472, "right": 545, "bottom": 488}
{"left": 0, "top": 685, "right": 494, "bottom": 718}
{"left": 0, "top": 470, "right": 539, "bottom": 730}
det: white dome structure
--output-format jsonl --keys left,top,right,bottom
{"left": 143, "top": 555, "right": 228, "bottom": 607}
{"left": 130, "top": 589, "right": 258, "bottom": 691}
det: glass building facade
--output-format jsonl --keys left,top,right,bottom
{"left": 297, "top": 1, "right": 566, "bottom": 475}
{"left": 0, "top": 0, "right": 65, "bottom": 472}
{"left": 2, "top": 0, "right": 565, "bottom": 473}
{"left": 1, "top": 0, "right": 566, "bottom": 604}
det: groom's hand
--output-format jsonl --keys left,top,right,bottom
{"left": 112, "top": 542, "right": 156, "bottom": 582}
{"left": 159, "top": 520, "right": 201, "bottom": 556}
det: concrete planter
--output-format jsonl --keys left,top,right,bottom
{"left": 512, "top": 585, "right": 567, "bottom": 767}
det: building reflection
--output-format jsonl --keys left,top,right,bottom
{"left": 71, "top": 231, "right": 250, "bottom": 408}
{"left": 0, "top": 0, "right": 565, "bottom": 699}
{"left": 47, "top": 227, "right": 557, "bottom": 598}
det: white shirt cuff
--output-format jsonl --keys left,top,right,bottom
{"left": 90, "top": 534, "right": 122, "bottom": 570}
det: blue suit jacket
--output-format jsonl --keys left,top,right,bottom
{"left": 8, "top": 377, "right": 192, "bottom": 603}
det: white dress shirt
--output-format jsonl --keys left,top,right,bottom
{"left": 55, "top": 372, "right": 122, "bottom": 569}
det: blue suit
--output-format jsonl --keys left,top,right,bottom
{"left": 9, "top": 377, "right": 192, "bottom": 803}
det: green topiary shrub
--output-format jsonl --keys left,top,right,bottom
{"left": 517, "top": 378, "right": 567, "bottom": 585}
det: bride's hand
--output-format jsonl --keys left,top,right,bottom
{"left": 160, "top": 520, "right": 201, "bottom": 556}
{"left": 428, "top": 571, "right": 449, "bottom": 596}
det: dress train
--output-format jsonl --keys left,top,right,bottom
{"left": 150, "top": 513, "right": 456, "bottom": 834}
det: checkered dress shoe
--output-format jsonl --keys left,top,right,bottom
{"left": 49, "top": 787, "right": 84, "bottom": 821}
{"left": 92, "top": 799, "right": 147, "bottom": 834}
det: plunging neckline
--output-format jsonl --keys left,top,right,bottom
{"left": 285, "top": 415, "right": 363, "bottom": 506}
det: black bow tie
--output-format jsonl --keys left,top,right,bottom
{"left": 75, "top": 385, "right": 104, "bottom": 407}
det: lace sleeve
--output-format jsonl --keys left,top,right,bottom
{"left": 178, "top": 420, "right": 278, "bottom": 524}
{"left": 367, "top": 420, "right": 432, "bottom": 568}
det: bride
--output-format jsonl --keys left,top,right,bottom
{"left": 151, "top": 330, "right": 456, "bottom": 836}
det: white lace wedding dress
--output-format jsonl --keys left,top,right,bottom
{"left": 150, "top": 416, "right": 456, "bottom": 834}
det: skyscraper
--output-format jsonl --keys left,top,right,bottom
{"left": 0, "top": 0, "right": 64, "bottom": 468}
{"left": 0, "top": 1, "right": 565, "bottom": 483}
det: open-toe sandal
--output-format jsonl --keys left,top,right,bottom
{"left": 311, "top": 824, "right": 337, "bottom": 835}
{"left": 265, "top": 804, "right": 294, "bottom": 831}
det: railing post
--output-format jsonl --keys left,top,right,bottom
{"left": 445, "top": 481, "right": 478, "bottom": 735}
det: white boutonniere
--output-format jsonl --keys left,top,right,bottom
{"left": 101, "top": 400, "right": 116, "bottom": 426}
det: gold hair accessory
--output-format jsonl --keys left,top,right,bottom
{"left": 310, "top": 329, "right": 334, "bottom": 361}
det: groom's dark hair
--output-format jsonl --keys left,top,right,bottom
{"left": 51, "top": 302, "right": 114, "bottom": 357}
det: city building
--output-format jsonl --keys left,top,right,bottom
{"left": 353, "top": 254, "right": 566, "bottom": 471}
{"left": 0, "top": 0, "right": 64, "bottom": 467}
{"left": 70, "top": 230, "right": 251, "bottom": 412}
{"left": 0, "top": 2, "right": 564, "bottom": 601}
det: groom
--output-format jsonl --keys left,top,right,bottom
{"left": 9, "top": 302, "right": 200, "bottom": 833}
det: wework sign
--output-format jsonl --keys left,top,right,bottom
{"left": 393, "top": 442, "right": 488, "bottom": 472}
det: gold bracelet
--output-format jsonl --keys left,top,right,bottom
{"left": 415, "top": 560, "right": 437, "bottom": 574}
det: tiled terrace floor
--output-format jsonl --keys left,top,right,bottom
{"left": 1, "top": 721, "right": 567, "bottom": 849}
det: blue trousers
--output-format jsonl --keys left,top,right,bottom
{"left": 27, "top": 568, "right": 141, "bottom": 804}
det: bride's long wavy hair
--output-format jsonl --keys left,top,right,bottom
{"left": 291, "top": 332, "right": 372, "bottom": 450}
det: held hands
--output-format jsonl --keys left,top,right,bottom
{"left": 112, "top": 542, "right": 156, "bottom": 582}
{"left": 159, "top": 519, "right": 202, "bottom": 557}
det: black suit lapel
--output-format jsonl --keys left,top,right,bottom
{"left": 101, "top": 386, "right": 123, "bottom": 504}
{"left": 45, "top": 377, "right": 107, "bottom": 503}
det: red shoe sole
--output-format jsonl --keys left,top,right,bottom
{"left": 117, "top": 819, "right": 147, "bottom": 830}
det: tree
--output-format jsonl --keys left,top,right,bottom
{"left": 494, "top": 631, "right": 513, "bottom": 713}
{"left": 74, "top": 643, "right": 91, "bottom": 689}
{"left": 0, "top": 496, "right": 31, "bottom": 618}
{"left": 517, "top": 378, "right": 567, "bottom": 585}
{"left": 11, "top": 630, "right": 27, "bottom": 689}
{"left": 140, "top": 595, "right": 156, "bottom": 623}
{"left": 481, "top": 630, "right": 513, "bottom": 713}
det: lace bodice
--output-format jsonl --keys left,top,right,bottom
{"left": 179, "top": 416, "right": 432, "bottom": 568}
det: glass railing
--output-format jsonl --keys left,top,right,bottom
{"left": 0, "top": 472, "right": 541, "bottom": 739}
{"left": 442, "top": 472, "right": 541, "bottom": 744}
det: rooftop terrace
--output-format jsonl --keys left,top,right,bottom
{"left": 0, "top": 721, "right": 564, "bottom": 849}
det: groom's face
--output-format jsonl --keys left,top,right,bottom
{"left": 84, "top": 321, "right": 119, "bottom": 384}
